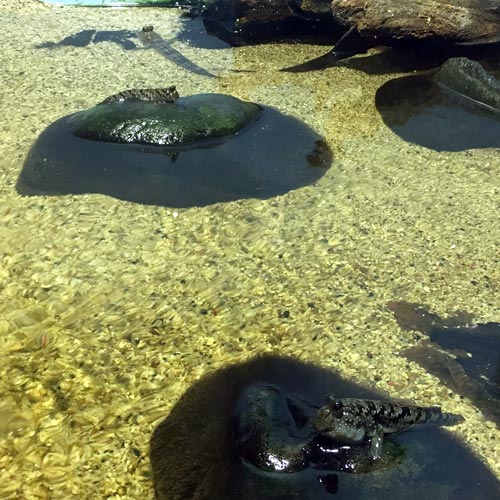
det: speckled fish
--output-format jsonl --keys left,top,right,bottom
{"left": 99, "top": 85, "right": 179, "bottom": 105}
{"left": 137, "top": 25, "right": 217, "bottom": 79}
{"left": 313, "top": 396, "right": 464, "bottom": 458}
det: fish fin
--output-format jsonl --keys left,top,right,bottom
{"left": 281, "top": 49, "right": 341, "bottom": 73}
{"left": 286, "top": 394, "right": 319, "bottom": 430}
{"left": 369, "top": 430, "right": 384, "bottom": 459}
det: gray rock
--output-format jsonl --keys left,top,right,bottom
{"left": 433, "top": 57, "right": 500, "bottom": 111}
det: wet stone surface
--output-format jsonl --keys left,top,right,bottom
{"left": 16, "top": 92, "right": 331, "bottom": 207}
{"left": 68, "top": 93, "right": 261, "bottom": 146}
{"left": 150, "top": 356, "right": 500, "bottom": 499}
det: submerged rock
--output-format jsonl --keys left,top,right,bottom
{"left": 375, "top": 59, "right": 500, "bottom": 151}
{"left": 150, "top": 355, "right": 500, "bottom": 499}
{"left": 68, "top": 91, "right": 261, "bottom": 145}
{"left": 433, "top": 57, "right": 500, "bottom": 111}
{"left": 200, "top": 0, "right": 500, "bottom": 68}
{"left": 17, "top": 90, "right": 331, "bottom": 207}
{"left": 236, "top": 384, "right": 312, "bottom": 473}
{"left": 236, "top": 383, "right": 462, "bottom": 476}
{"left": 202, "top": 0, "right": 338, "bottom": 45}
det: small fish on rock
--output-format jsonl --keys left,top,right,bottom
{"left": 137, "top": 25, "right": 218, "bottom": 79}
{"left": 99, "top": 85, "right": 180, "bottom": 105}
{"left": 313, "top": 396, "right": 464, "bottom": 458}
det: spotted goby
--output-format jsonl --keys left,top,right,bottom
{"left": 313, "top": 396, "right": 464, "bottom": 459}
{"left": 137, "top": 25, "right": 217, "bottom": 79}
{"left": 99, "top": 85, "right": 180, "bottom": 105}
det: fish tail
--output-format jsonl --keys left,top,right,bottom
{"left": 423, "top": 407, "right": 464, "bottom": 426}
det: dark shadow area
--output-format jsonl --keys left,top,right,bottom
{"left": 202, "top": 16, "right": 339, "bottom": 48}
{"left": 34, "top": 18, "right": 499, "bottom": 77}
{"left": 283, "top": 42, "right": 500, "bottom": 74}
{"left": 16, "top": 106, "right": 331, "bottom": 208}
{"left": 35, "top": 29, "right": 139, "bottom": 50}
{"left": 375, "top": 72, "right": 500, "bottom": 151}
{"left": 389, "top": 301, "right": 500, "bottom": 427}
{"left": 150, "top": 354, "right": 500, "bottom": 500}
{"left": 199, "top": 0, "right": 339, "bottom": 48}
{"left": 34, "top": 26, "right": 219, "bottom": 77}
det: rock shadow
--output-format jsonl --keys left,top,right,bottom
{"left": 17, "top": 105, "right": 331, "bottom": 208}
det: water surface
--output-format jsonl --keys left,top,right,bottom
{"left": 0, "top": 1, "right": 499, "bottom": 498}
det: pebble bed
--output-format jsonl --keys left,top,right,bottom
{"left": 0, "top": 1, "right": 499, "bottom": 498}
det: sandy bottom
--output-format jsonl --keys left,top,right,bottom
{"left": 0, "top": 0, "right": 499, "bottom": 498}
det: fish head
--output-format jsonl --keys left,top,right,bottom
{"left": 313, "top": 401, "right": 366, "bottom": 444}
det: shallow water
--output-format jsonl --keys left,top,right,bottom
{"left": 150, "top": 356, "right": 500, "bottom": 499}
{"left": 0, "top": 1, "right": 499, "bottom": 498}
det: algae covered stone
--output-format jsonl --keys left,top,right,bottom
{"left": 433, "top": 57, "right": 500, "bottom": 111}
{"left": 17, "top": 90, "right": 332, "bottom": 207}
{"left": 376, "top": 62, "right": 500, "bottom": 152}
{"left": 68, "top": 93, "right": 262, "bottom": 146}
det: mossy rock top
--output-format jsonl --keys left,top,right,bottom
{"left": 433, "top": 57, "right": 500, "bottom": 111}
{"left": 68, "top": 93, "right": 262, "bottom": 146}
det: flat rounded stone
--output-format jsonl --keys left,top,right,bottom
{"left": 375, "top": 64, "right": 500, "bottom": 152}
{"left": 433, "top": 57, "right": 500, "bottom": 111}
{"left": 17, "top": 96, "right": 332, "bottom": 207}
{"left": 68, "top": 93, "right": 262, "bottom": 146}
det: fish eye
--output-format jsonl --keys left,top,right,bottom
{"left": 331, "top": 400, "right": 343, "bottom": 411}
{"left": 328, "top": 400, "right": 344, "bottom": 417}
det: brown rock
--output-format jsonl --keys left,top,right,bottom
{"left": 202, "top": 0, "right": 338, "bottom": 45}
{"left": 330, "top": 0, "right": 500, "bottom": 45}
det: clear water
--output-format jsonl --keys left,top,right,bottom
{"left": 0, "top": 1, "right": 499, "bottom": 498}
{"left": 41, "top": 0, "right": 173, "bottom": 6}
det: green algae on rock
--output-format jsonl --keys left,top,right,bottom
{"left": 68, "top": 92, "right": 262, "bottom": 146}
{"left": 433, "top": 57, "right": 500, "bottom": 111}
{"left": 17, "top": 90, "right": 331, "bottom": 207}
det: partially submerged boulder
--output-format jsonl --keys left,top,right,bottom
{"left": 330, "top": 0, "right": 500, "bottom": 46}
{"left": 69, "top": 92, "right": 262, "bottom": 146}
{"left": 17, "top": 89, "right": 332, "bottom": 207}
{"left": 375, "top": 57, "right": 500, "bottom": 151}
{"left": 201, "top": 0, "right": 500, "bottom": 62}
{"left": 202, "top": 0, "right": 338, "bottom": 45}
{"left": 433, "top": 57, "right": 500, "bottom": 110}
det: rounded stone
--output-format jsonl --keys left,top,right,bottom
{"left": 68, "top": 93, "right": 262, "bottom": 146}
{"left": 17, "top": 93, "right": 332, "bottom": 207}
{"left": 375, "top": 62, "right": 500, "bottom": 152}
{"left": 432, "top": 57, "right": 500, "bottom": 111}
